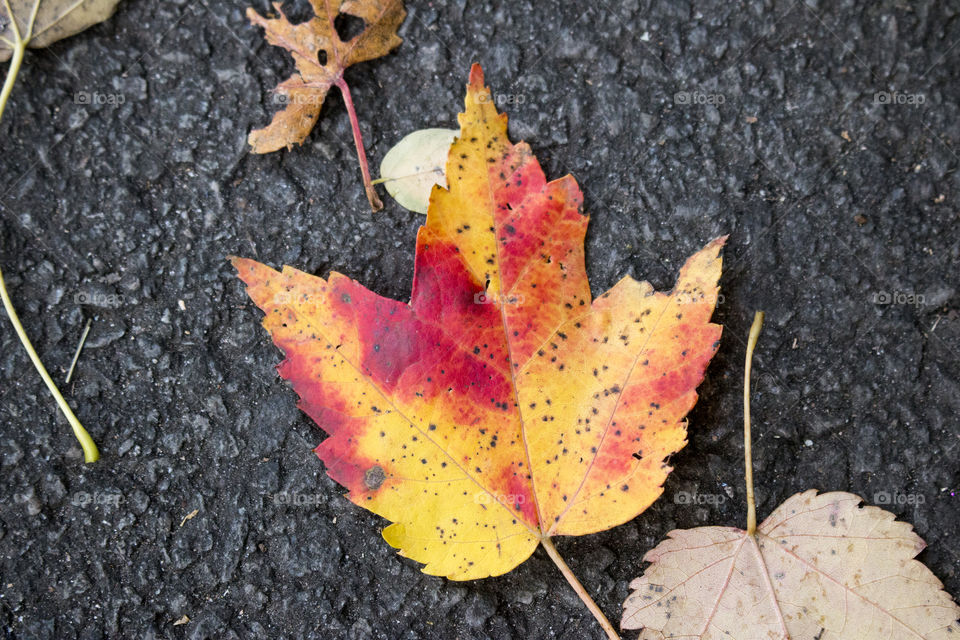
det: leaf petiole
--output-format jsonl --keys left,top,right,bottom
{"left": 1, "top": 0, "right": 34, "bottom": 116}
{"left": 743, "top": 311, "right": 764, "bottom": 535}
{"left": 0, "top": 41, "right": 24, "bottom": 119}
{"left": 0, "top": 0, "right": 100, "bottom": 463}
{"left": 541, "top": 536, "right": 620, "bottom": 640}
{"left": 0, "top": 264, "right": 99, "bottom": 462}
{"left": 335, "top": 77, "right": 383, "bottom": 212}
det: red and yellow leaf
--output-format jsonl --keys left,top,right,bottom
{"left": 232, "top": 64, "right": 726, "bottom": 580}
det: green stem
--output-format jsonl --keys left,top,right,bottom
{"left": 0, "top": 37, "right": 26, "bottom": 120}
{"left": 0, "top": 263, "right": 99, "bottom": 462}
{"left": 0, "top": 20, "right": 99, "bottom": 463}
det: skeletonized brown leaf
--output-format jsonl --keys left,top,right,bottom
{"left": 246, "top": 0, "right": 405, "bottom": 153}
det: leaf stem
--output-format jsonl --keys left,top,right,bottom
{"left": 0, "top": 32, "right": 26, "bottom": 122}
{"left": 335, "top": 77, "right": 383, "bottom": 212}
{"left": 0, "top": 3, "right": 99, "bottom": 463}
{"left": 0, "top": 263, "right": 99, "bottom": 462}
{"left": 743, "top": 311, "right": 764, "bottom": 536}
{"left": 541, "top": 536, "right": 620, "bottom": 640}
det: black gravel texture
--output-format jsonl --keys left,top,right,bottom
{"left": 1, "top": 0, "right": 959, "bottom": 638}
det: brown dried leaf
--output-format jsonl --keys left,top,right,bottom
{"left": 246, "top": 0, "right": 404, "bottom": 153}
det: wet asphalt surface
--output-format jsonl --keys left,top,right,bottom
{"left": 1, "top": 0, "right": 958, "bottom": 638}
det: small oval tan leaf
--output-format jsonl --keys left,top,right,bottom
{"left": 379, "top": 127, "right": 457, "bottom": 214}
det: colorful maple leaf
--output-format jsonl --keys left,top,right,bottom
{"left": 232, "top": 63, "right": 726, "bottom": 635}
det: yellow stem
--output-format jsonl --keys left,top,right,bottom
{"left": 541, "top": 537, "right": 620, "bottom": 640}
{"left": 0, "top": 36, "right": 25, "bottom": 120}
{"left": 743, "top": 311, "right": 764, "bottom": 535}
{"left": 0, "top": 5, "right": 99, "bottom": 462}
{"left": 0, "top": 264, "right": 99, "bottom": 462}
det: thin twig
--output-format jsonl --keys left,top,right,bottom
{"left": 65, "top": 318, "right": 92, "bottom": 383}
{"left": 744, "top": 311, "right": 765, "bottom": 535}
{"left": 541, "top": 537, "right": 620, "bottom": 640}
